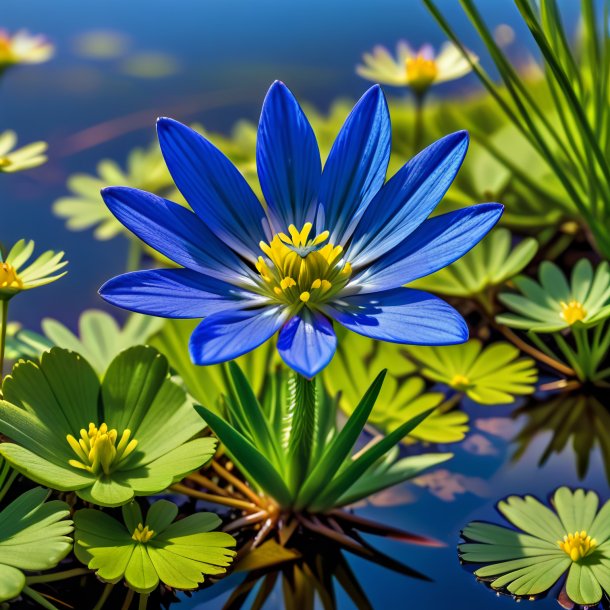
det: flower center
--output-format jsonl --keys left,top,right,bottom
{"left": 451, "top": 374, "right": 471, "bottom": 391}
{"left": 66, "top": 422, "right": 138, "bottom": 476}
{"left": 0, "top": 262, "right": 22, "bottom": 289}
{"left": 559, "top": 300, "right": 587, "bottom": 325}
{"left": 558, "top": 531, "right": 597, "bottom": 561}
{"left": 132, "top": 523, "right": 155, "bottom": 543}
{"left": 0, "top": 37, "right": 13, "bottom": 63}
{"left": 256, "top": 222, "right": 352, "bottom": 308}
{"left": 0, "top": 157, "right": 11, "bottom": 168}
{"left": 405, "top": 55, "right": 438, "bottom": 91}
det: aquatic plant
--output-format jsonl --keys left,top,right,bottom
{"left": 405, "top": 340, "right": 538, "bottom": 405}
{"left": 74, "top": 500, "right": 235, "bottom": 607}
{"left": 0, "top": 130, "right": 47, "bottom": 173}
{"left": 497, "top": 260, "right": 610, "bottom": 332}
{"left": 412, "top": 227, "right": 538, "bottom": 313}
{"left": 0, "top": 347, "right": 215, "bottom": 506}
{"left": 357, "top": 41, "right": 477, "bottom": 94}
{"left": 185, "top": 363, "right": 451, "bottom": 544}
{"left": 0, "top": 29, "right": 53, "bottom": 71}
{"left": 425, "top": 0, "right": 610, "bottom": 259}
{"left": 460, "top": 487, "right": 610, "bottom": 606}
{"left": 323, "top": 328, "right": 469, "bottom": 443}
{"left": 99, "top": 81, "right": 503, "bottom": 377}
{"left": 0, "top": 488, "right": 73, "bottom": 605}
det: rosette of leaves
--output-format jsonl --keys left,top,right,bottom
{"left": 411, "top": 228, "right": 538, "bottom": 313}
{"left": 53, "top": 141, "right": 177, "bottom": 241}
{"left": 323, "top": 328, "right": 468, "bottom": 443}
{"left": 405, "top": 340, "right": 538, "bottom": 405}
{"left": 460, "top": 487, "right": 610, "bottom": 606}
{"left": 497, "top": 259, "right": 610, "bottom": 332}
{"left": 196, "top": 362, "right": 451, "bottom": 518}
{"left": 0, "top": 346, "right": 215, "bottom": 506}
{"left": 74, "top": 499, "right": 236, "bottom": 603}
{"left": 0, "top": 487, "right": 73, "bottom": 604}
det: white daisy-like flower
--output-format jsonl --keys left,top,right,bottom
{"left": 0, "top": 29, "right": 54, "bottom": 69}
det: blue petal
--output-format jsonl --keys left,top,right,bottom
{"left": 325, "top": 288, "right": 468, "bottom": 344}
{"left": 99, "top": 269, "right": 257, "bottom": 318}
{"left": 157, "top": 118, "right": 267, "bottom": 261}
{"left": 256, "top": 81, "right": 321, "bottom": 231}
{"left": 277, "top": 310, "right": 337, "bottom": 378}
{"left": 189, "top": 306, "right": 288, "bottom": 365}
{"left": 348, "top": 131, "right": 469, "bottom": 267}
{"left": 320, "top": 85, "right": 391, "bottom": 245}
{"left": 102, "top": 187, "right": 255, "bottom": 286}
{"left": 353, "top": 203, "right": 503, "bottom": 293}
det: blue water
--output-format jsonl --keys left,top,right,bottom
{"left": 0, "top": 1, "right": 595, "bottom": 609}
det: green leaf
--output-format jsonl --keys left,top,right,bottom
{"left": 195, "top": 405, "right": 292, "bottom": 507}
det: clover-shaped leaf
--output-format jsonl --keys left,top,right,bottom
{"left": 460, "top": 487, "right": 610, "bottom": 606}
{"left": 74, "top": 499, "right": 236, "bottom": 593}
{"left": 0, "top": 346, "right": 215, "bottom": 506}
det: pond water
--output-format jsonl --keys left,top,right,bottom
{"left": 0, "top": 1, "right": 598, "bottom": 609}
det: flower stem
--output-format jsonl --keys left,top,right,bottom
{"left": 138, "top": 593, "right": 149, "bottom": 610}
{"left": 413, "top": 91, "right": 427, "bottom": 152}
{"left": 286, "top": 373, "right": 317, "bottom": 495}
{"left": 25, "top": 567, "right": 89, "bottom": 584}
{"left": 22, "top": 587, "right": 60, "bottom": 610}
{"left": 121, "top": 588, "right": 135, "bottom": 610}
{"left": 210, "top": 460, "right": 263, "bottom": 507}
{"left": 0, "top": 299, "right": 8, "bottom": 379}
{"left": 92, "top": 583, "right": 115, "bottom": 610}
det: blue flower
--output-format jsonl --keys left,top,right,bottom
{"left": 99, "top": 82, "right": 502, "bottom": 378}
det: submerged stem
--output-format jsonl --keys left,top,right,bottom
{"left": 92, "top": 583, "right": 115, "bottom": 610}
{"left": 138, "top": 593, "right": 149, "bottom": 610}
{"left": 121, "top": 588, "right": 135, "bottom": 610}
{"left": 25, "top": 567, "right": 89, "bottom": 584}
{"left": 170, "top": 483, "right": 259, "bottom": 512}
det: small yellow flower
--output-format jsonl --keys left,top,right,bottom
{"left": 357, "top": 41, "right": 478, "bottom": 93}
{"left": 0, "top": 240, "right": 67, "bottom": 300}
{"left": 0, "top": 29, "right": 54, "bottom": 69}
{"left": 0, "top": 131, "right": 48, "bottom": 173}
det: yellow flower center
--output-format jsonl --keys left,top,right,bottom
{"left": 559, "top": 300, "right": 587, "bottom": 325}
{"left": 451, "top": 374, "right": 471, "bottom": 391}
{"left": 0, "top": 36, "right": 14, "bottom": 63}
{"left": 558, "top": 531, "right": 597, "bottom": 562}
{"left": 66, "top": 422, "right": 138, "bottom": 476}
{"left": 256, "top": 222, "right": 352, "bottom": 308}
{"left": 0, "top": 158, "right": 11, "bottom": 168}
{"left": 132, "top": 523, "right": 155, "bottom": 543}
{"left": 405, "top": 55, "right": 438, "bottom": 91}
{"left": 0, "top": 262, "right": 22, "bottom": 290}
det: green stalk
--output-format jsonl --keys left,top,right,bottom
{"left": 286, "top": 373, "right": 317, "bottom": 497}
{"left": 92, "top": 583, "right": 115, "bottom": 610}
{"left": 25, "top": 568, "right": 89, "bottom": 584}
{"left": 139, "top": 594, "right": 149, "bottom": 610}
{"left": 413, "top": 91, "right": 426, "bottom": 152}
{"left": 0, "top": 299, "right": 8, "bottom": 379}
{"left": 22, "top": 587, "right": 60, "bottom": 610}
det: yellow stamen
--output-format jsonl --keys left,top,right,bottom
{"left": 0, "top": 158, "right": 11, "bottom": 168}
{"left": 0, "top": 262, "right": 22, "bottom": 290}
{"left": 451, "top": 374, "right": 471, "bottom": 391}
{"left": 558, "top": 531, "right": 597, "bottom": 561}
{"left": 132, "top": 523, "right": 155, "bottom": 543}
{"left": 255, "top": 223, "right": 352, "bottom": 308}
{"left": 405, "top": 55, "right": 438, "bottom": 91}
{"left": 560, "top": 300, "right": 587, "bottom": 325}
{"left": 66, "top": 422, "right": 137, "bottom": 475}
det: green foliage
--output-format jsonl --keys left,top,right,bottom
{"left": 74, "top": 499, "right": 236, "bottom": 594}
{"left": 411, "top": 228, "right": 538, "bottom": 311}
{"left": 460, "top": 487, "right": 610, "bottom": 606}
{"left": 322, "top": 329, "right": 468, "bottom": 443}
{"left": 425, "top": 0, "right": 610, "bottom": 258}
{"left": 0, "top": 347, "right": 215, "bottom": 506}
{"left": 0, "top": 488, "right": 73, "bottom": 602}
{"left": 196, "top": 363, "right": 451, "bottom": 513}
{"left": 405, "top": 340, "right": 538, "bottom": 405}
